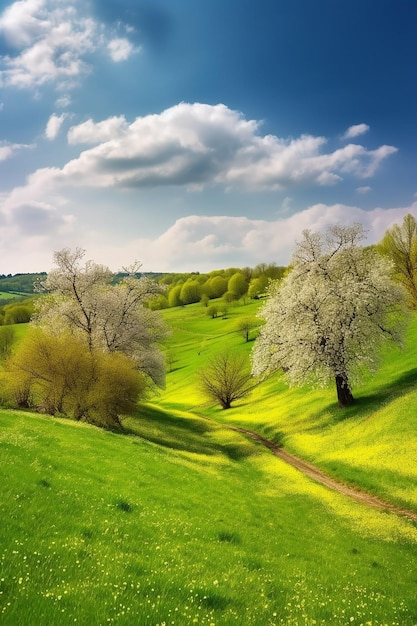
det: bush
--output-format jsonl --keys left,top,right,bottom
{"left": 6, "top": 330, "right": 146, "bottom": 428}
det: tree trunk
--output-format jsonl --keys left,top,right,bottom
{"left": 335, "top": 374, "right": 354, "bottom": 407}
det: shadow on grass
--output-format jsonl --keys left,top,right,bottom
{"left": 309, "top": 366, "right": 417, "bottom": 428}
{"left": 335, "top": 366, "right": 417, "bottom": 423}
{"left": 123, "top": 404, "right": 255, "bottom": 461}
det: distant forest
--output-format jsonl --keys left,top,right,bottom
{"left": 0, "top": 273, "right": 46, "bottom": 294}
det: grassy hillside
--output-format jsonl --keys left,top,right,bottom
{"left": 1, "top": 409, "right": 417, "bottom": 625}
{"left": 155, "top": 300, "right": 417, "bottom": 512}
{"left": 2, "top": 299, "right": 417, "bottom": 624}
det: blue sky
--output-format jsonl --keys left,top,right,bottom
{"left": 0, "top": 0, "right": 416, "bottom": 273}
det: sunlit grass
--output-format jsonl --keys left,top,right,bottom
{"left": 1, "top": 409, "right": 417, "bottom": 625}
{"left": 159, "top": 302, "right": 417, "bottom": 511}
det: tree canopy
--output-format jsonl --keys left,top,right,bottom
{"left": 379, "top": 213, "right": 417, "bottom": 310}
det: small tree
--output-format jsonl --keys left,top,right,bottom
{"left": 252, "top": 224, "right": 407, "bottom": 407}
{"left": 379, "top": 213, "right": 417, "bottom": 309}
{"left": 248, "top": 275, "right": 269, "bottom": 299}
{"left": 227, "top": 272, "right": 248, "bottom": 300}
{"left": 200, "top": 294, "right": 210, "bottom": 307}
{"left": 199, "top": 351, "right": 254, "bottom": 409}
{"left": 206, "top": 304, "right": 219, "bottom": 319}
{"left": 234, "top": 316, "right": 260, "bottom": 342}
{"left": 168, "top": 284, "right": 183, "bottom": 307}
{"left": 180, "top": 279, "right": 202, "bottom": 305}
{"left": 205, "top": 275, "right": 228, "bottom": 299}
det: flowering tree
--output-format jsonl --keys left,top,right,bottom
{"left": 252, "top": 224, "right": 407, "bottom": 407}
{"left": 34, "top": 248, "right": 168, "bottom": 388}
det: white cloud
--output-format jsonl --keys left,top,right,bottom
{"left": 0, "top": 140, "right": 33, "bottom": 161}
{"left": 1, "top": 194, "right": 417, "bottom": 274}
{"left": 356, "top": 186, "right": 371, "bottom": 194}
{"left": 119, "top": 202, "right": 417, "bottom": 272}
{"left": 343, "top": 123, "right": 370, "bottom": 140}
{"left": 45, "top": 112, "right": 67, "bottom": 140}
{"left": 107, "top": 38, "right": 136, "bottom": 62}
{"left": 41, "top": 103, "right": 397, "bottom": 191}
{"left": 55, "top": 94, "right": 71, "bottom": 108}
{"left": 0, "top": 0, "right": 135, "bottom": 89}
{"left": 67, "top": 116, "right": 128, "bottom": 144}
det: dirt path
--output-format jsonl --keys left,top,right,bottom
{"left": 227, "top": 424, "right": 417, "bottom": 523}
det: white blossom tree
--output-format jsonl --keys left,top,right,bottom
{"left": 34, "top": 248, "right": 168, "bottom": 388}
{"left": 252, "top": 224, "right": 408, "bottom": 407}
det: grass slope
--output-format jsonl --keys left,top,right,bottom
{"left": 2, "top": 299, "right": 417, "bottom": 624}
{"left": 158, "top": 300, "right": 417, "bottom": 512}
{"left": 1, "top": 410, "right": 417, "bottom": 625}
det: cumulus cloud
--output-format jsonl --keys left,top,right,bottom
{"left": 118, "top": 202, "right": 417, "bottom": 272}
{"left": 0, "top": 0, "right": 135, "bottom": 89}
{"left": 67, "top": 116, "right": 128, "bottom": 144}
{"left": 0, "top": 189, "right": 76, "bottom": 273}
{"left": 343, "top": 123, "right": 370, "bottom": 140}
{"left": 45, "top": 112, "right": 67, "bottom": 140}
{"left": 0, "top": 140, "right": 33, "bottom": 161}
{"left": 40, "top": 103, "right": 397, "bottom": 191}
{"left": 107, "top": 38, "right": 136, "bottom": 62}
{"left": 1, "top": 195, "right": 417, "bottom": 275}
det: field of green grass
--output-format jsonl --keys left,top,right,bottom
{"left": 1, "top": 298, "right": 417, "bottom": 624}
{"left": 0, "top": 292, "right": 23, "bottom": 299}
{"left": 157, "top": 300, "right": 417, "bottom": 513}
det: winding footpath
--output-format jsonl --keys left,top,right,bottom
{"left": 227, "top": 424, "right": 417, "bottom": 524}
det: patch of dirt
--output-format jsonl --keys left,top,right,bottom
{"left": 228, "top": 425, "right": 417, "bottom": 523}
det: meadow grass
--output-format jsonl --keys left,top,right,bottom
{"left": 0, "top": 292, "right": 22, "bottom": 299}
{"left": 1, "top": 409, "right": 417, "bottom": 625}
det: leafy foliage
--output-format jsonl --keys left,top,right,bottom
{"left": 379, "top": 213, "right": 417, "bottom": 310}
{"left": 0, "top": 272, "right": 45, "bottom": 294}
{"left": 234, "top": 316, "right": 261, "bottom": 342}
{"left": 227, "top": 272, "right": 248, "bottom": 299}
{"left": 6, "top": 329, "right": 145, "bottom": 427}
{"left": 0, "top": 326, "right": 15, "bottom": 360}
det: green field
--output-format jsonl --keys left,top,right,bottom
{"left": 0, "top": 292, "right": 24, "bottom": 299}
{"left": 1, "top": 299, "right": 417, "bottom": 624}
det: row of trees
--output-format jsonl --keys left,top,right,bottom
{"left": 149, "top": 263, "right": 285, "bottom": 310}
